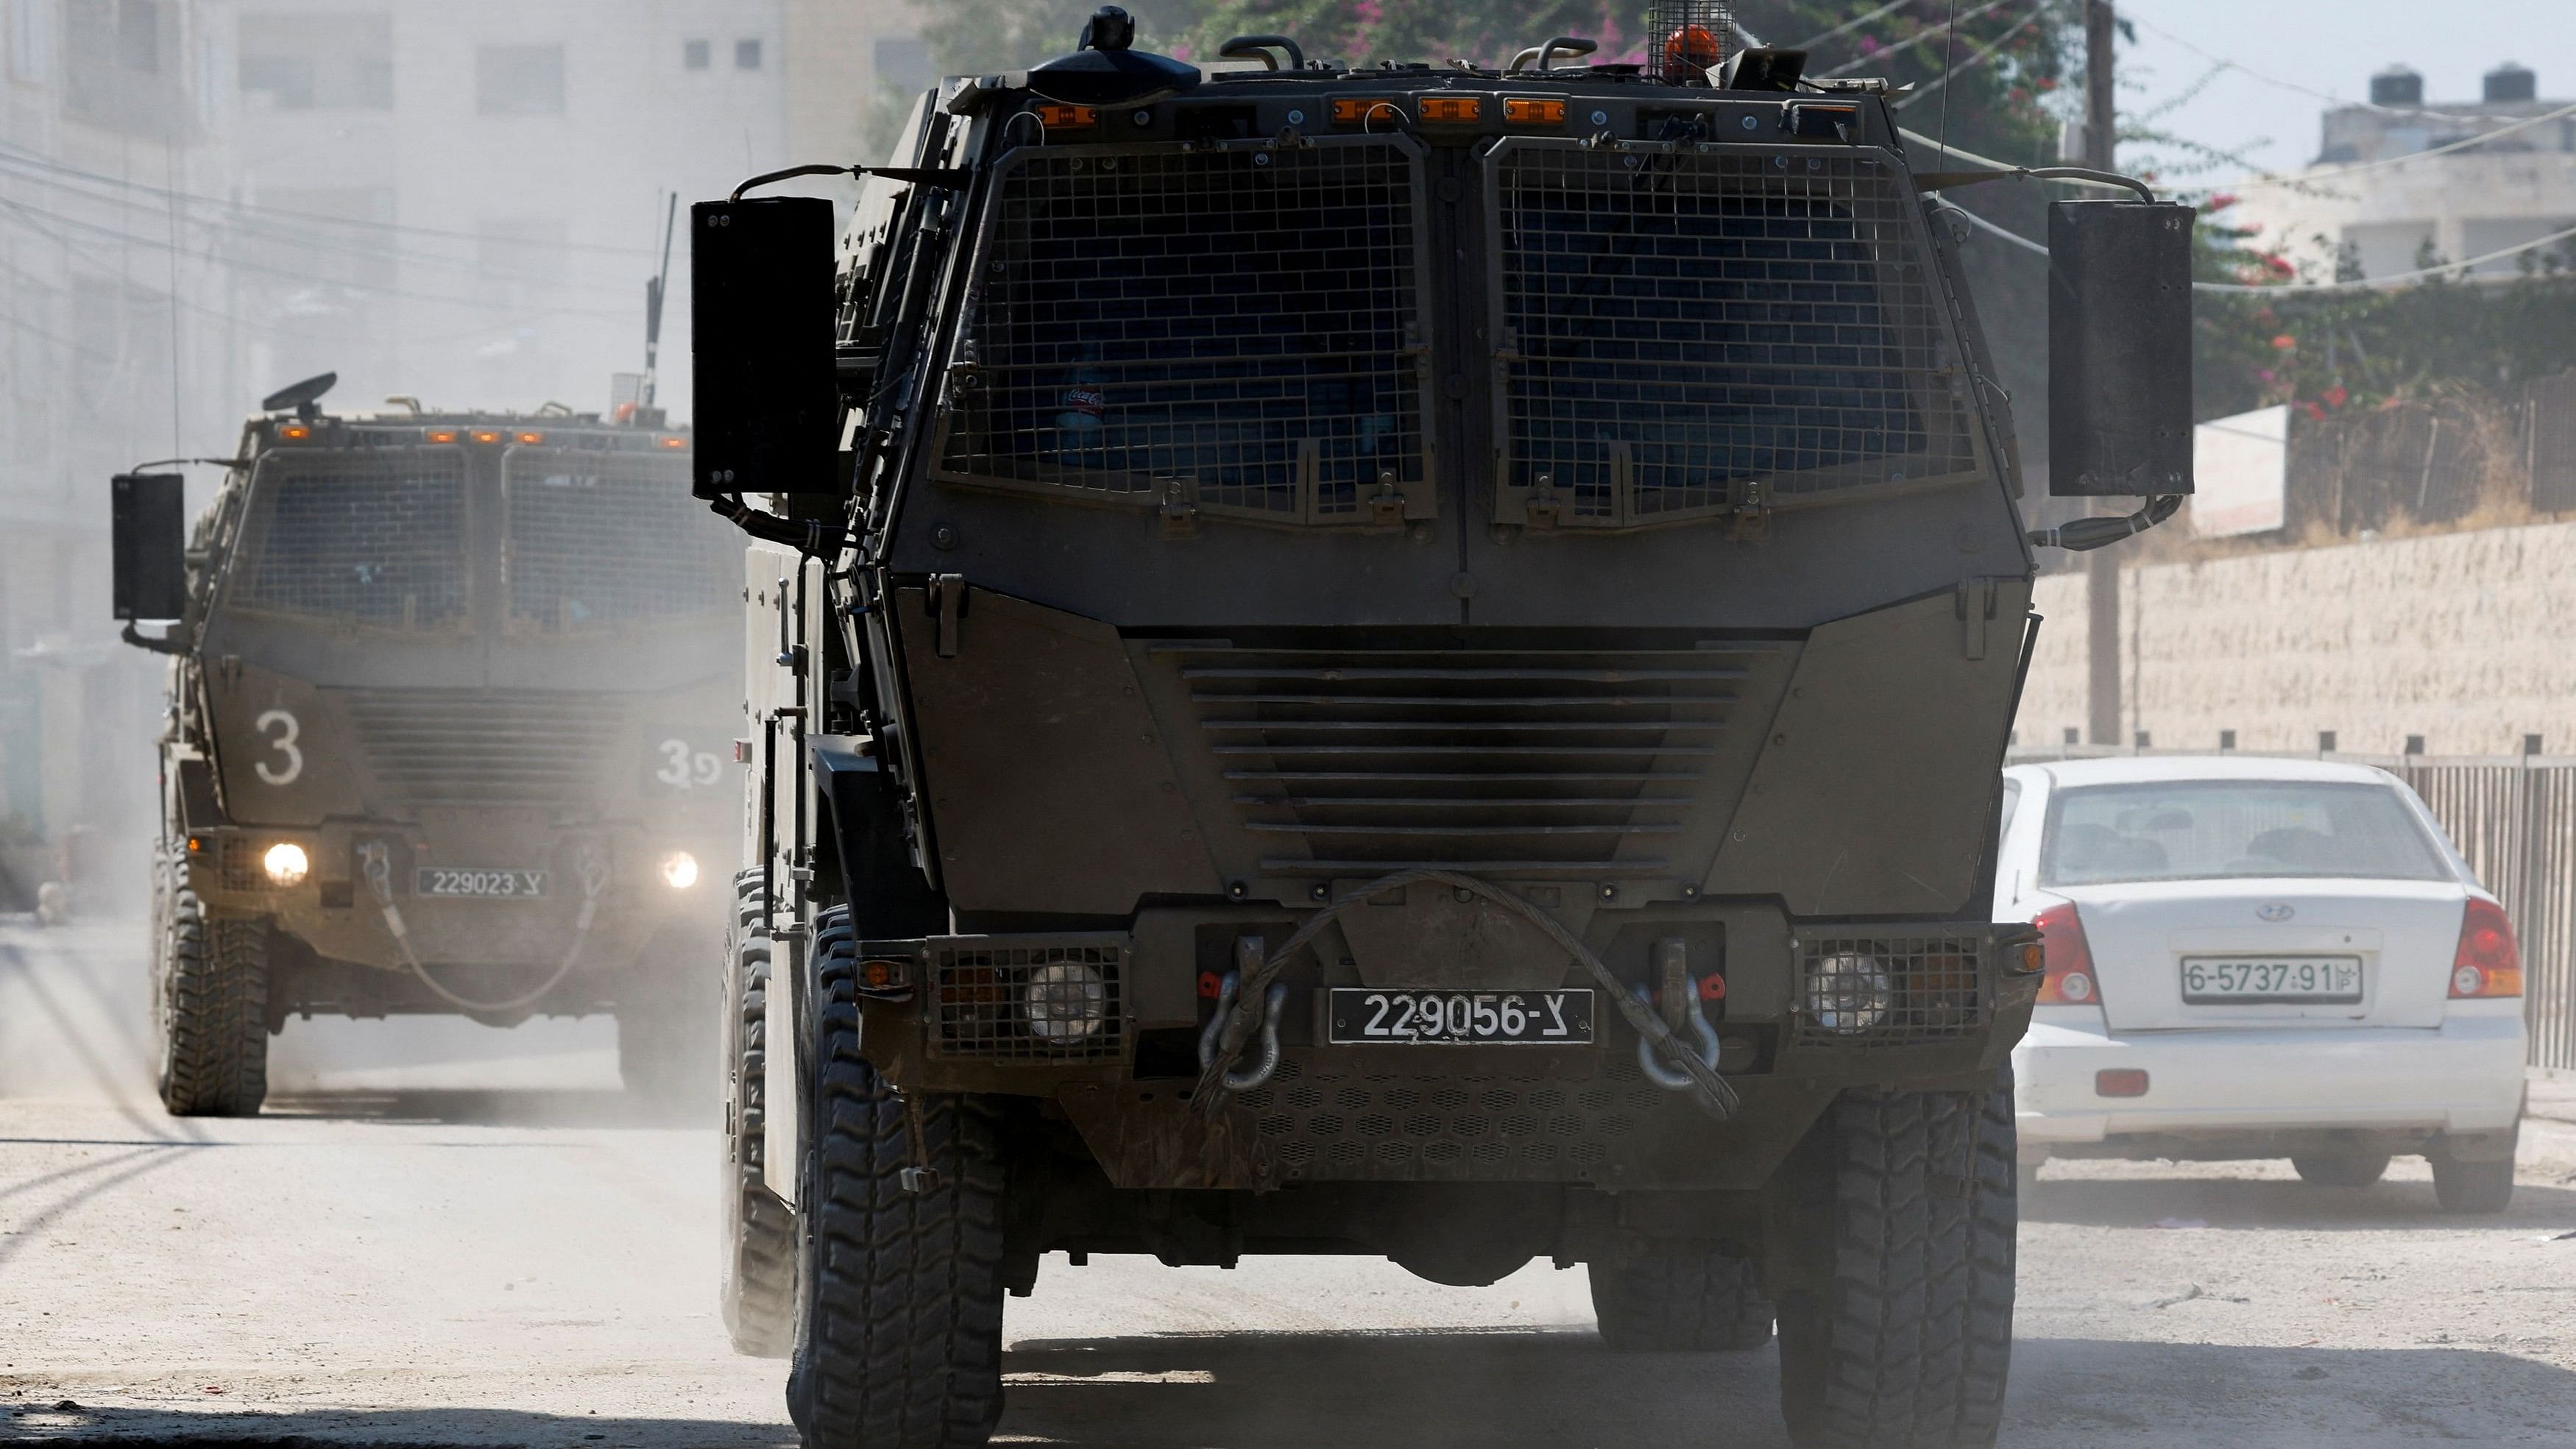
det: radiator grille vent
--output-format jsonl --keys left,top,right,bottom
{"left": 1160, "top": 644, "right": 1762, "bottom": 874}
{"left": 1791, "top": 933, "right": 1984, "bottom": 1046}
{"left": 342, "top": 690, "right": 620, "bottom": 807}
{"left": 503, "top": 449, "right": 734, "bottom": 630}
{"left": 938, "top": 140, "right": 1428, "bottom": 523}
{"left": 1242, "top": 1052, "right": 1668, "bottom": 1181}
{"left": 928, "top": 937, "right": 1127, "bottom": 1061}
{"left": 240, "top": 450, "right": 467, "bottom": 627}
{"left": 1491, "top": 143, "right": 1977, "bottom": 527}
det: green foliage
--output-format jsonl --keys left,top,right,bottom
{"left": 2188, "top": 202, "right": 2576, "bottom": 422}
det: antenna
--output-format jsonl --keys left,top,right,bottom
{"left": 643, "top": 192, "right": 678, "bottom": 408}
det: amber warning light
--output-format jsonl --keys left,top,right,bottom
{"left": 1418, "top": 96, "right": 1483, "bottom": 124}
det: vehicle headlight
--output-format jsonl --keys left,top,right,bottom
{"left": 659, "top": 851, "right": 699, "bottom": 890}
{"left": 261, "top": 841, "right": 309, "bottom": 886}
{"left": 1807, "top": 952, "right": 1894, "bottom": 1034}
{"left": 1022, "top": 960, "right": 1108, "bottom": 1041}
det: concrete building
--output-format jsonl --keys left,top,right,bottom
{"left": 0, "top": 0, "right": 920, "bottom": 896}
{"left": 2236, "top": 61, "right": 2576, "bottom": 283}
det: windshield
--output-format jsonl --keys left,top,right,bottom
{"left": 938, "top": 140, "right": 1426, "bottom": 525}
{"left": 1490, "top": 144, "right": 1980, "bottom": 526}
{"left": 236, "top": 450, "right": 468, "bottom": 628}
{"left": 2039, "top": 779, "right": 2452, "bottom": 886}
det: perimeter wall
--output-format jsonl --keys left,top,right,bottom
{"left": 2017, "top": 520, "right": 2576, "bottom": 757}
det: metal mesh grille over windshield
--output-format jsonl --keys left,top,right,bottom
{"left": 504, "top": 450, "right": 734, "bottom": 629}
{"left": 241, "top": 451, "right": 467, "bottom": 627}
{"left": 940, "top": 141, "right": 1427, "bottom": 523}
{"left": 1491, "top": 144, "right": 1977, "bottom": 526}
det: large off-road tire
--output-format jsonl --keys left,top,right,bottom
{"left": 786, "top": 915, "right": 1008, "bottom": 1449}
{"left": 2430, "top": 1153, "right": 2515, "bottom": 1214}
{"left": 1592, "top": 1251, "right": 1774, "bottom": 1351}
{"left": 2292, "top": 1152, "right": 2390, "bottom": 1188}
{"left": 721, "top": 874, "right": 795, "bottom": 1357}
{"left": 152, "top": 863, "right": 271, "bottom": 1118}
{"left": 1776, "top": 1074, "right": 2017, "bottom": 1449}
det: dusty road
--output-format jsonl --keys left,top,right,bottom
{"left": 7, "top": 918, "right": 2576, "bottom": 1448}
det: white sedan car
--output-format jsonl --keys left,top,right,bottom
{"left": 1998, "top": 756, "right": 2526, "bottom": 1212}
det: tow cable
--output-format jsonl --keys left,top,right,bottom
{"left": 1190, "top": 866, "right": 1738, "bottom": 1122}
{"left": 358, "top": 841, "right": 611, "bottom": 1016}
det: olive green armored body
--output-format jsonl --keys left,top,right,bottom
{"left": 694, "top": 10, "right": 2190, "bottom": 1446}
{"left": 113, "top": 377, "right": 740, "bottom": 1114}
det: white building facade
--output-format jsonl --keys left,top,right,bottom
{"left": 2237, "top": 62, "right": 2576, "bottom": 283}
{"left": 0, "top": 0, "right": 921, "bottom": 891}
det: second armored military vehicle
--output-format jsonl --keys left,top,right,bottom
{"left": 691, "top": 7, "right": 2192, "bottom": 1445}
{"left": 111, "top": 375, "right": 741, "bottom": 1115}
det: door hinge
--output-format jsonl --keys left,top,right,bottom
{"left": 926, "top": 573, "right": 968, "bottom": 658}
{"left": 1956, "top": 576, "right": 2000, "bottom": 660}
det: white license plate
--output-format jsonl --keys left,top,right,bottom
{"left": 2180, "top": 956, "right": 2362, "bottom": 1004}
{"left": 1325, "top": 988, "right": 1595, "bottom": 1045}
{"left": 414, "top": 867, "right": 548, "bottom": 899}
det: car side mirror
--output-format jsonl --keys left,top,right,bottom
{"left": 690, "top": 196, "right": 841, "bottom": 504}
{"left": 2048, "top": 200, "right": 2195, "bottom": 497}
{"left": 111, "top": 472, "right": 189, "bottom": 623}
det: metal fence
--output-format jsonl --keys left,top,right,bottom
{"left": 2009, "top": 747, "right": 2576, "bottom": 1071}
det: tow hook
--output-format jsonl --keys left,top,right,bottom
{"left": 1634, "top": 938, "right": 1723, "bottom": 1091}
{"left": 1197, "top": 938, "right": 1288, "bottom": 1093}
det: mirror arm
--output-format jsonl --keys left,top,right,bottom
{"left": 1913, "top": 165, "right": 2157, "bottom": 204}
{"left": 121, "top": 621, "right": 190, "bottom": 656}
{"left": 2028, "top": 495, "right": 2183, "bottom": 552}
{"left": 711, "top": 494, "right": 849, "bottom": 558}
{"left": 730, "top": 163, "right": 969, "bottom": 202}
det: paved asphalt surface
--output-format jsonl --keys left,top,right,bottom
{"left": 7, "top": 919, "right": 2576, "bottom": 1448}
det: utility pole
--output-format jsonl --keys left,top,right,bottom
{"left": 2084, "top": 0, "right": 2123, "bottom": 746}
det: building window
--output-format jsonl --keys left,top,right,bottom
{"left": 873, "top": 34, "right": 931, "bottom": 93}
{"left": 477, "top": 43, "right": 563, "bottom": 115}
{"left": 8, "top": 0, "right": 60, "bottom": 84}
{"left": 241, "top": 12, "right": 392, "bottom": 111}
{"left": 682, "top": 38, "right": 708, "bottom": 71}
{"left": 734, "top": 38, "right": 760, "bottom": 71}
{"left": 65, "top": 0, "right": 175, "bottom": 130}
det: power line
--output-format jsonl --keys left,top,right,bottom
{"left": 1789, "top": 0, "right": 1917, "bottom": 54}
{"left": 0, "top": 154, "right": 648, "bottom": 298}
{"left": 2226, "top": 97, "right": 2576, "bottom": 188}
{"left": 2125, "top": 13, "right": 2554, "bottom": 125}
{"left": 1897, "top": 0, "right": 2048, "bottom": 111}
{"left": 0, "top": 138, "right": 659, "bottom": 258}
{"left": 1933, "top": 191, "right": 2576, "bottom": 292}
{"left": 1814, "top": 0, "right": 2021, "bottom": 79}
{"left": 0, "top": 194, "right": 641, "bottom": 322}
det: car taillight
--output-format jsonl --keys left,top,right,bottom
{"left": 2450, "top": 898, "right": 2524, "bottom": 998}
{"left": 2033, "top": 903, "right": 2101, "bottom": 1005}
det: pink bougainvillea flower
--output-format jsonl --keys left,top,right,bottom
{"left": 2322, "top": 385, "right": 2349, "bottom": 408}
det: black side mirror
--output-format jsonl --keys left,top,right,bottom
{"left": 111, "top": 472, "right": 188, "bottom": 623}
{"left": 690, "top": 196, "right": 840, "bottom": 503}
{"left": 2048, "top": 200, "right": 2195, "bottom": 496}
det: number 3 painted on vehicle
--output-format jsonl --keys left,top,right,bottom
{"left": 254, "top": 708, "right": 303, "bottom": 785}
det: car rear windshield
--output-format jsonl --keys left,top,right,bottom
{"left": 2039, "top": 780, "right": 2451, "bottom": 886}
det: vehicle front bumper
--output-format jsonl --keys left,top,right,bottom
{"left": 2011, "top": 1005, "right": 2527, "bottom": 1160}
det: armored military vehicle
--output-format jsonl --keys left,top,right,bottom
{"left": 110, "top": 375, "right": 740, "bottom": 1115}
{"left": 693, "top": 6, "right": 2191, "bottom": 1444}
